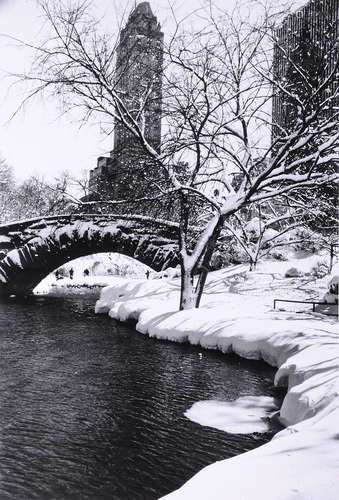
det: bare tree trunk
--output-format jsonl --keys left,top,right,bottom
{"left": 195, "top": 219, "right": 223, "bottom": 308}
{"left": 195, "top": 266, "right": 208, "bottom": 308}
{"left": 179, "top": 265, "right": 196, "bottom": 310}
{"left": 178, "top": 191, "right": 197, "bottom": 310}
{"left": 249, "top": 257, "right": 258, "bottom": 271}
{"left": 329, "top": 244, "right": 334, "bottom": 273}
{"left": 178, "top": 193, "right": 222, "bottom": 310}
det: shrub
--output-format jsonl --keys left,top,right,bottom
{"left": 311, "top": 260, "right": 330, "bottom": 278}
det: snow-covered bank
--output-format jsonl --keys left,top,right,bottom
{"left": 95, "top": 259, "right": 338, "bottom": 500}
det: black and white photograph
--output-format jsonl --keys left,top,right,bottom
{"left": 0, "top": 0, "right": 338, "bottom": 498}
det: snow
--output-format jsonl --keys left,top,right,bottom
{"left": 2, "top": 248, "right": 24, "bottom": 268}
{"left": 328, "top": 264, "right": 339, "bottom": 292}
{"left": 322, "top": 264, "right": 339, "bottom": 305}
{"left": 95, "top": 254, "right": 338, "bottom": 500}
{"left": 185, "top": 396, "right": 278, "bottom": 434}
{"left": 244, "top": 217, "right": 279, "bottom": 244}
{"left": 150, "top": 265, "right": 181, "bottom": 280}
{"left": 0, "top": 235, "right": 11, "bottom": 243}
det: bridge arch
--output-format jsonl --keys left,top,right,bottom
{"left": 0, "top": 215, "right": 179, "bottom": 296}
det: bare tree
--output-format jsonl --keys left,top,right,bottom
{"left": 0, "top": 156, "right": 18, "bottom": 223}
{"left": 11, "top": 0, "right": 338, "bottom": 309}
{"left": 223, "top": 203, "right": 302, "bottom": 271}
{"left": 14, "top": 174, "right": 72, "bottom": 219}
{"left": 0, "top": 166, "right": 72, "bottom": 222}
{"left": 221, "top": 191, "right": 337, "bottom": 270}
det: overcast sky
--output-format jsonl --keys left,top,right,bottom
{"left": 0, "top": 0, "right": 301, "bottom": 183}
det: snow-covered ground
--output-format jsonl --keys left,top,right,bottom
{"left": 95, "top": 254, "right": 338, "bottom": 500}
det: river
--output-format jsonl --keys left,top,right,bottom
{"left": 0, "top": 292, "right": 282, "bottom": 500}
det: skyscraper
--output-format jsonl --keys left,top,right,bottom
{"left": 272, "top": 0, "right": 338, "bottom": 137}
{"left": 88, "top": 2, "right": 164, "bottom": 200}
{"left": 271, "top": 0, "right": 338, "bottom": 229}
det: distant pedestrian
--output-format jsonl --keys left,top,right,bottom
{"left": 83, "top": 268, "right": 89, "bottom": 277}
{"left": 146, "top": 270, "right": 150, "bottom": 279}
{"left": 55, "top": 270, "right": 60, "bottom": 280}
{"left": 69, "top": 268, "right": 74, "bottom": 280}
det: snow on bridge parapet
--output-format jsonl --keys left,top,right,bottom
{"left": 0, "top": 213, "right": 181, "bottom": 235}
{"left": 0, "top": 214, "right": 179, "bottom": 296}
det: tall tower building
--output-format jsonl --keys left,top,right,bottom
{"left": 271, "top": 0, "right": 338, "bottom": 229}
{"left": 88, "top": 2, "right": 164, "bottom": 200}
{"left": 272, "top": 0, "right": 338, "bottom": 137}
{"left": 114, "top": 1, "right": 163, "bottom": 160}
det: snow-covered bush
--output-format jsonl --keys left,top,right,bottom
{"left": 288, "top": 227, "right": 318, "bottom": 253}
{"left": 151, "top": 266, "right": 181, "bottom": 280}
{"left": 323, "top": 264, "right": 339, "bottom": 304}
{"left": 328, "top": 276, "right": 339, "bottom": 295}
{"left": 269, "top": 249, "right": 289, "bottom": 261}
{"left": 285, "top": 267, "right": 303, "bottom": 278}
{"left": 262, "top": 228, "right": 280, "bottom": 244}
{"left": 210, "top": 251, "right": 232, "bottom": 270}
{"left": 244, "top": 217, "right": 261, "bottom": 241}
{"left": 311, "top": 260, "right": 329, "bottom": 278}
{"left": 226, "top": 240, "right": 250, "bottom": 265}
{"left": 244, "top": 218, "right": 280, "bottom": 246}
{"left": 162, "top": 266, "right": 181, "bottom": 279}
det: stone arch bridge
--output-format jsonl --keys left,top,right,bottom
{"left": 0, "top": 214, "right": 179, "bottom": 296}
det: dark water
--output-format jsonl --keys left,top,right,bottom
{"left": 0, "top": 293, "right": 282, "bottom": 500}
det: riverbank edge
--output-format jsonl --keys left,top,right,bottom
{"left": 95, "top": 275, "right": 338, "bottom": 500}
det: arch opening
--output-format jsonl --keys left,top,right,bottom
{"left": 34, "top": 252, "right": 153, "bottom": 294}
